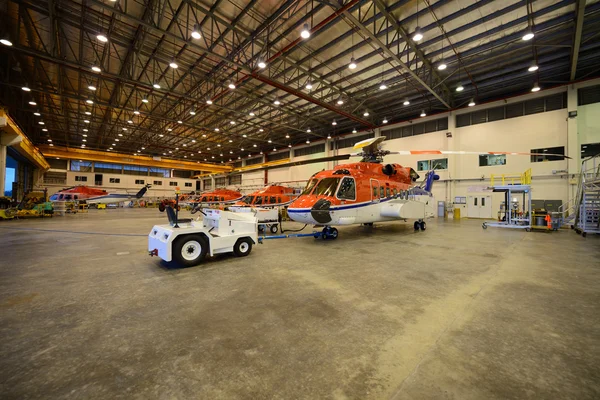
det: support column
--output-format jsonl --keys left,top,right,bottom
{"left": 446, "top": 111, "right": 457, "bottom": 204}
{"left": 567, "top": 84, "right": 579, "bottom": 175}
{"left": 0, "top": 144, "right": 6, "bottom": 196}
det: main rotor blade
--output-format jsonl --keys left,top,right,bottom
{"left": 240, "top": 154, "right": 353, "bottom": 172}
{"left": 388, "top": 150, "right": 571, "bottom": 159}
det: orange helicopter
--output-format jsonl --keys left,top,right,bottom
{"left": 160, "top": 188, "right": 243, "bottom": 212}
{"left": 284, "top": 137, "right": 569, "bottom": 239}
{"left": 232, "top": 185, "right": 299, "bottom": 207}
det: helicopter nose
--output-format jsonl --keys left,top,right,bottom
{"left": 310, "top": 198, "right": 332, "bottom": 224}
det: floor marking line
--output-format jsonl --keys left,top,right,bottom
{"left": 0, "top": 226, "right": 147, "bottom": 237}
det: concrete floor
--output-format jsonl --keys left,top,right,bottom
{"left": 0, "top": 209, "right": 599, "bottom": 399}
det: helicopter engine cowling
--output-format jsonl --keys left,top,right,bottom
{"left": 310, "top": 198, "right": 333, "bottom": 224}
{"left": 382, "top": 164, "right": 396, "bottom": 176}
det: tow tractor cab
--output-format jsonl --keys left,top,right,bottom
{"left": 148, "top": 207, "right": 258, "bottom": 267}
{"left": 287, "top": 162, "right": 437, "bottom": 225}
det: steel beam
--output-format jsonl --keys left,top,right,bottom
{"left": 570, "top": 0, "right": 587, "bottom": 81}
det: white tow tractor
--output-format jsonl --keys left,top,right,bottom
{"left": 228, "top": 206, "right": 280, "bottom": 234}
{"left": 148, "top": 207, "right": 258, "bottom": 267}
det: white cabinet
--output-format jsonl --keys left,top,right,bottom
{"left": 467, "top": 195, "right": 492, "bottom": 218}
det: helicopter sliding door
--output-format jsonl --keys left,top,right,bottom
{"left": 370, "top": 179, "right": 380, "bottom": 203}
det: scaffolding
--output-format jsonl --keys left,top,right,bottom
{"left": 483, "top": 169, "right": 532, "bottom": 231}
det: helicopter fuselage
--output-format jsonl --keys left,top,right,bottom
{"left": 288, "top": 162, "right": 436, "bottom": 226}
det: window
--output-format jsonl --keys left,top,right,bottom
{"left": 215, "top": 177, "right": 226, "bottom": 187}
{"left": 255, "top": 196, "right": 263, "bottom": 205}
{"left": 417, "top": 160, "right": 430, "bottom": 171}
{"left": 109, "top": 178, "right": 121, "bottom": 184}
{"left": 302, "top": 179, "right": 318, "bottom": 195}
{"left": 393, "top": 188, "right": 398, "bottom": 196}
{"left": 337, "top": 177, "right": 356, "bottom": 200}
{"left": 386, "top": 187, "right": 391, "bottom": 198}
{"left": 169, "top": 181, "right": 178, "bottom": 186}
{"left": 135, "top": 179, "right": 145, "bottom": 184}
{"left": 372, "top": 186, "right": 378, "bottom": 198}
{"left": 48, "top": 159, "right": 68, "bottom": 169}
{"left": 243, "top": 196, "right": 254, "bottom": 204}
{"left": 246, "top": 157, "right": 263, "bottom": 166}
{"left": 581, "top": 143, "right": 600, "bottom": 158}
{"left": 201, "top": 196, "right": 207, "bottom": 202}
{"left": 172, "top": 170, "right": 190, "bottom": 178}
{"left": 418, "top": 158, "right": 448, "bottom": 171}
{"left": 313, "top": 178, "right": 340, "bottom": 196}
{"left": 75, "top": 176, "right": 87, "bottom": 182}
{"left": 270, "top": 196, "right": 276, "bottom": 204}
{"left": 95, "top": 162, "right": 122, "bottom": 174}
{"left": 203, "top": 179, "right": 212, "bottom": 190}
{"left": 71, "top": 161, "right": 92, "bottom": 172}
{"left": 269, "top": 151, "right": 290, "bottom": 162}
{"left": 185, "top": 182, "right": 192, "bottom": 187}
{"left": 123, "top": 165, "right": 148, "bottom": 176}
{"left": 380, "top": 187, "right": 385, "bottom": 198}
{"left": 479, "top": 154, "right": 507, "bottom": 167}
{"left": 578, "top": 85, "right": 600, "bottom": 106}
{"left": 153, "top": 180, "right": 163, "bottom": 186}
{"left": 233, "top": 161, "right": 243, "bottom": 168}
{"left": 294, "top": 144, "right": 325, "bottom": 157}
{"left": 149, "top": 168, "right": 169, "bottom": 178}
{"left": 229, "top": 175, "right": 242, "bottom": 185}
{"left": 531, "top": 146, "right": 565, "bottom": 162}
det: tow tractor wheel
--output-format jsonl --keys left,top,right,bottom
{"left": 159, "top": 203, "right": 165, "bottom": 212}
{"left": 420, "top": 221, "right": 426, "bottom": 231}
{"left": 173, "top": 235, "right": 208, "bottom": 267}
{"left": 270, "top": 224, "right": 278, "bottom": 234}
{"left": 329, "top": 227, "right": 338, "bottom": 239}
{"left": 234, "top": 238, "right": 253, "bottom": 257}
{"left": 258, "top": 225, "right": 265, "bottom": 233}
{"left": 414, "top": 221, "right": 420, "bottom": 231}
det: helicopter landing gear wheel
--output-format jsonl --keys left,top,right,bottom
{"left": 414, "top": 221, "right": 420, "bottom": 231}
{"left": 320, "top": 226, "right": 338, "bottom": 240}
{"left": 419, "top": 221, "right": 426, "bottom": 231}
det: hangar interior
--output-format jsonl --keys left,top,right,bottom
{"left": 1, "top": 0, "right": 600, "bottom": 398}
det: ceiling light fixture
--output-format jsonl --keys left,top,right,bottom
{"left": 127, "top": 120, "right": 133, "bottom": 124}
{"left": 348, "top": 57, "right": 357, "bottom": 70}
{"left": 528, "top": 64, "right": 539, "bottom": 72}
{"left": 306, "top": 140, "right": 310, "bottom": 144}
{"left": 86, "top": 99, "right": 93, "bottom": 104}
{"left": 206, "top": 98, "right": 213, "bottom": 105}
{"left": 29, "top": 101, "right": 36, "bottom": 105}
{"left": 189, "top": 110, "right": 196, "bottom": 115}
{"left": 88, "top": 85, "right": 96, "bottom": 91}
{"left": 382, "top": 117, "right": 388, "bottom": 124}
{"left": 191, "top": 23, "right": 202, "bottom": 39}
{"left": 0, "top": 38, "right": 13, "bottom": 46}
{"left": 22, "top": 85, "right": 31, "bottom": 92}
{"left": 438, "top": 62, "right": 447, "bottom": 71}
{"left": 531, "top": 83, "right": 541, "bottom": 92}
{"left": 468, "top": 99, "right": 476, "bottom": 107}
{"left": 352, "top": 128, "right": 357, "bottom": 133}
{"left": 412, "top": 27, "right": 424, "bottom": 42}
{"left": 379, "top": 82, "right": 387, "bottom": 90}
{"left": 363, "top": 111, "right": 369, "bottom": 117}
{"left": 230, "top": 121, "right": 236, "bottom": 125}
{"left": 306, "top": 128, "right": 311, "bottom": 133}
{"left": 85, "top": 111, "right": 91, "bottom": 115}
{"left": 420, "top": 110, "right": 427, "bottom": 117}
{"left": 33, "top": 112, "right": 41, "bottom": 116}
{"left": 456, "top": 84, "right": 464, "bottom": 92}
{"left": 273, "top": 98, "right": 281, "bottom": 105}
{"left": 403, "top": 98, "right": 410, "bottom": 106}
{"left": 97, "top": 34, "right": 108, "bottom": 42}
{"left": 286, "top": 134, "right": 290, "bottom": 138}
{"left": 228, "top": 82, "right": 236, "bottom": 89}
{"left": 258, "top": 60, "right": 266, "bottom": 69}
{"left": 214, "top": 128, "right": 219, "bottom": 132}
{"left": 249, "top": 111, "right": 255, "bottom": 116}
{"left": 91, "top": 65, "right": 101, "bottom": 72}
{"left": 332, "top": 120, "right": 337, "bottom": 126}
{"left": 42, "top": 128, "right": 48, "bottom": 132}
{"left": 84, "top": 120, "right": 90, "bottom": 123}
{"left": 153, "top": 83, "right": 161, "bottom": 89}
{"left": 169, "top": 60, "right": 178, "bottom": 69}
{"left": 301, "top": 23, "right": 311, "bottom": 39}
{"left": 522, "top": 28, "right": 535, "bottom": 41}
{"left": 336, "top": 97, "right": 344, "bottom": 105}
{"left": 142, "top": 98, "right": 149, "bottom": 103}
{"left": 305, "top": 81, "right": 313, "bottom": 90}
{"left": 133, "top": 110, "right": 140, "bottom": 115}
{"left": 177, "top": 120, "right": 183, "bottom": 124}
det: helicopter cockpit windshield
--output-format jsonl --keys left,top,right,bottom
{"left": 312, "top": 178, "right": 341, "bottom": 197}
{"left": 242, "top": 196, "right": 254, "bottom": 204}
{"left": 302, "top": 179, "right": 318, "bottom": 195}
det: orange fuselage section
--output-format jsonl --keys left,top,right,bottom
{"left": 234, "top": 185, "right": 297, "bottom": 206}
{"left": 197, "top": 189, "right": 242, "bottom": 203}
{"left": 289, "top": 162, "right": 417, "bottom": 210}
